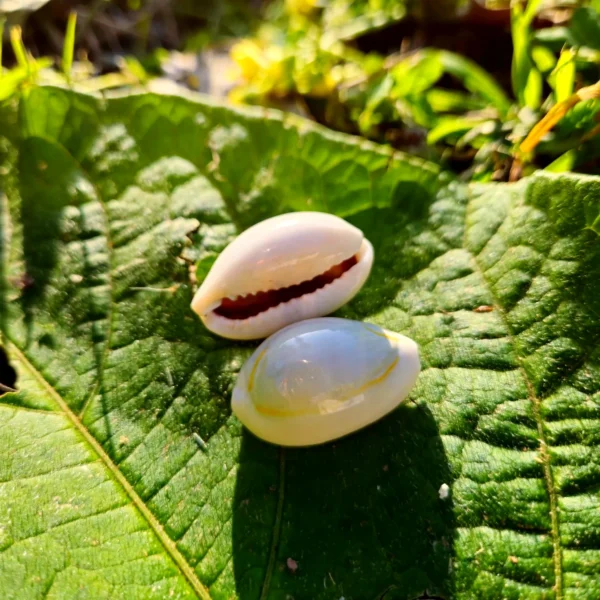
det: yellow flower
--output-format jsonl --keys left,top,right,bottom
{"left": 285, "top": 0, "right": 318, "bottom": 16}
{"left": 230, "top": 40, "right": 266, "bottom": 82}
{"left": 309, "top": 72, "right": 336, "bottom": 97}
{"left": 228, "top": 87, "right": 247, "bottom": 105}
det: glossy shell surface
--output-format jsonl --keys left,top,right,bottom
{"left": 191, "top": 212, "right": 373, "bottom": 340}
{"left": 232, "top": 317, "right": 421, "bottom": 446}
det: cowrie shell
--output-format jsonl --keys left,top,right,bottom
{"left": 191, "top": 212, "right": 373, "bottom": 340}
{"left": 232, "top": 317, "right": 421, "bottom": 446}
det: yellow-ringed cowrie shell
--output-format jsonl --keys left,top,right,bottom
{"left": 191, "top": 212, "right": 374, "bottom": 340}
{"left": 232, "top": 317, "right": 421, "bottom": 446}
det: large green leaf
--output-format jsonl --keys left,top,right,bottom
{"left": 1, "top": 86, "right": 600, "bottom": 600}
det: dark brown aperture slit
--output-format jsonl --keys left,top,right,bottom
{"left": 214, "top": 255, "right": 358, "bottom": 320}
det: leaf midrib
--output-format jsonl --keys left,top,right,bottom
{"left": 6, "top": 341, "right": 212, "bottom": 600}
{"left": 465, "top": 190, "right": 564, "bottom": 599}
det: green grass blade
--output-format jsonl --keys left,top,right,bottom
{"left": 427, "top": 116, "right": 488, "bottom": 144}
{"left": 10, "top": 26, "right": 29, "bottom": 71}
{"left": 0, "top": 58, "right": 52, "bottom": 101}
{"left": 426, "top": 89, "right": 487, "bottom": 112}
{"left": 438, "top": 50, "right": 511, "bottom": 116}
{"left": 524, "top": 67, "right": 543, "bottom": 109}
{"left": 531, "top": 45, "right": 557, "bottom": 74}
{"left": 551, "top": 49, "right": 576, "bottom": 103}
{"left": 545, "top": 148, "right": 577, "bottom": 172}
{"left": 511, "top": 0, "right": 544, "bottom": 109}
{"left": 62, "top": 11, "right": 77, "bottom": 80}
{"left": 0, "top": 68, "right": 26, "bottom": 101}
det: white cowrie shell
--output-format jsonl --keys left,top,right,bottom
{"left": 191, "top": 212, "right": 373, "bottom": 340}
{"left": 232, "top": 317, "right": 421, "bottom": 446}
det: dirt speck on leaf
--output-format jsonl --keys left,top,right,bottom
{"left": 474, "top": 305, "right": 494, "bottom": 313}
{"left": 287, "top": 557, "right": 298, "bottom": 573}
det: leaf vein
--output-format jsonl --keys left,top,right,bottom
{"left": 465, "top": 194, "right": 564, "bottom": 599}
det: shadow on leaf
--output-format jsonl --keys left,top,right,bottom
{"left": 0, "top": 346, "right": 17, "bottom": 393}
{"left": 340, "top": 181, "right": 464, "bottom": 322}
{"left": 232, "top": 402, "right": 456, "bottom": 599}
{"left": 19, "top": 137, "right": 105, "bottom": 349}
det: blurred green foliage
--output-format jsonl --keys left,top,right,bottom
{"left": 229, "top": 0, "right": 600, "bottom": 179}
{"left": 1, "top": 0, "right": 600, "bottom": 180}
{"left": 0, "top": 12, "right": 148, "bottom": 102}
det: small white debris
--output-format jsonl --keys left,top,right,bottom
{"left": 164, "top": 367, "right": 174, "bottom": 387}
{"left": 70, "top": 274, "right": 83, "bottom": 284}
{"left": 193, "top": 433, "right": 208, "bottom": 452}
{"left": 439, "top": 483, "right": 450, "bottom": 500}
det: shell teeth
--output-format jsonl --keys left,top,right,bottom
{"left": 223, "top": 254, "right": 359, "bottom": 304}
